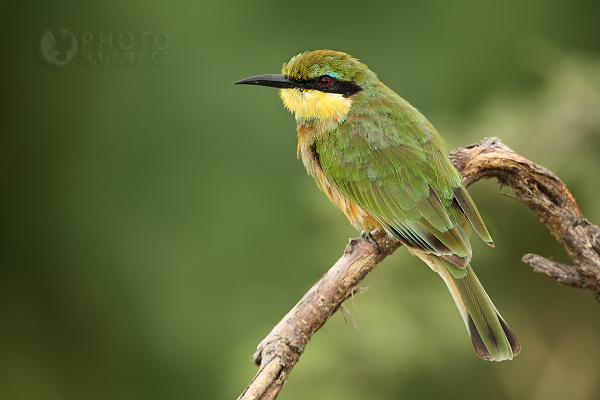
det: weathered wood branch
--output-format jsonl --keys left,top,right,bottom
{"left": 237, "top": 137, "right": 600, "bottom": 400}
{"left": 237, "top": 235, "right": 401, "bottom": 400}
{"left": 450, "top": 137, "right": 600, "bottom": 298}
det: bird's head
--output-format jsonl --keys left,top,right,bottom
{"left": 234, "top": 50, "right": 377, "bottom": 122}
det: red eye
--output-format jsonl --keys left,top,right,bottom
{"left": 319, "top": 76, "right": 332, "bottom": 87}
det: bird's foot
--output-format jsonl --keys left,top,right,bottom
{"left": 360, "top": 230, "right": 380, "bottom": 253}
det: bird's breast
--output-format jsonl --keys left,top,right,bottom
{"left": 297, "top": 133, "right": 379, "bottom": 232}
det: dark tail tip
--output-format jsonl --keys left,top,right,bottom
{"left": 499, "top": 316, "right": 521, "bottom": 356}
{"left": 467, "top": 314, "right": 521, "bottom": 361}
{"left": 468, "top": 315, "right": 493, "bottom": 361}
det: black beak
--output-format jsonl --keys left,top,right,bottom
{"left": 233, "top": 74, "right": 303, "bottom": 89}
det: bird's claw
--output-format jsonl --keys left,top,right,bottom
{"left": 360, "top": 230, "right": 380, "bottom": 253}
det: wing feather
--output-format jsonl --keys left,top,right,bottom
{"left": 317, "top": 93, "right": 492, "bottom": 260}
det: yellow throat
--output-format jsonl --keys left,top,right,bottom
{"left": 279, "top": 88, "right": 353, "bottom": 122}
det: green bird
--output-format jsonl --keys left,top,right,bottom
{"left": 234, "top": 50, "right": 520, "bottom": 361}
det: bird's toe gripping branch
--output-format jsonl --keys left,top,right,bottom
{"left": 360, "top": 229, "right": 383, "bottom": 253}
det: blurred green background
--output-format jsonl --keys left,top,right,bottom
{"left": 3, "top": 1, "right": 600, "bottom": 399}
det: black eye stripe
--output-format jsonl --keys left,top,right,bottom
{"left": 287, "top": 75, "right": 362, "bottom": 97}
{"left": 310, "top": 75, "right": 361, "bottom": 97}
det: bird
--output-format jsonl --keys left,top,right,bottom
{"left": 234, "top": 50, "right": 520, "bottom": 361}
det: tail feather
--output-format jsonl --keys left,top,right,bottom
{"left": 499, "top": 316, "right": 521, "bottom": 356}
{"left": 414, "top": 250, "right": 520, "bottom": 361}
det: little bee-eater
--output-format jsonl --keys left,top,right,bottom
{"left": 234, "top": 50, "right": 520, "bottom": 361}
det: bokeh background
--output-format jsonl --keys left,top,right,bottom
{"left": 3, "top": 1, "right": 600, "bottom": 399}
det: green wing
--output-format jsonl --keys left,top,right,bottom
{"left": 316, "top": 92, "right": 492, "bottom": 265}
{"left": 315, "top": 88, "right": 519, "bottom": 361}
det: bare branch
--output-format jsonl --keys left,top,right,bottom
{"left": 237, "top": 137, "right": 600, "bottom": 400}
{"left": 449, "top": 137, "right": 600, "bottom": 295}
{"left": 238, "top": 236, "right": 401, "bottom": 400}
